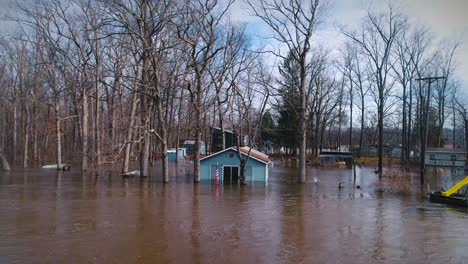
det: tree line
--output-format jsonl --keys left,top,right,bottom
{"left": 0, "top": 0, "right": 465, "bottom": 184}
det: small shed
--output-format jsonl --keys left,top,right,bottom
{"left": 425, "top": 148, "right": 466, "bottom": 167}
{"left": 183, "top": 140, "right": 206, "bottom": 155}
{"left": 200, "top": 147, "right": 270, "bottom": 183}
{"left": 167, "top": 148, "right": 186, "bottom": 161}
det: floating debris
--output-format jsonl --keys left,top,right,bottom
{"left": 42, "top": 164, "right": 68, "bottom": 170}
{"left": 122, "top": 170, "right": 140, "bottom": 177}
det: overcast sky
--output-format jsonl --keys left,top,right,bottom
{"left": 1, "top": 0, "right": 467, "bottom": 89}
{"left": 231, "top": 0, "right": 468, "bottom": 89}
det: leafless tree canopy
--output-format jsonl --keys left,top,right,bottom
{"left": 0, "top": 0, "right": 465, "bottom": 184}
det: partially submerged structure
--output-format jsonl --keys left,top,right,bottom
{"left": 200, "top": 147, "right": 270, "bottom": 183}
{"left": 427, "top": 149, "right": 468, "bottom": 207}
{"left": 183, "top": 140, "right": 206, "bottom": 155}
{"left": 425, "top": 148, "right": 466, "bottom": 167}
{"left": 318, "top": 150, "right": 353, "bottom": 166}
{"left": 167, "top": 148, "right": 186, "bottom": 161}
{"left": 430, "top": 170, "right": 468, "bottom": 207}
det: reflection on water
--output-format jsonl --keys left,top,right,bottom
{"left": 0, "top": 163, "right": 467, "bottom": 263}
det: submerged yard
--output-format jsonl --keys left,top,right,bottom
{"left": 0, "top": 162, "right": 466, "bottom": 263}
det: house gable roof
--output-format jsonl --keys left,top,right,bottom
{"left": 200, "top": 147, "right": 270, "bottom": 165}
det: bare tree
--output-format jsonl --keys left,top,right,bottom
{"left": 341, "top": 4, "right": 405, "bottom": 177}
{"left": 177, "top": 0, "right": 234, "bottom": 182}
{"left": 106, "top": 0, "right": 175, "bottom": 180}
{"left": 247, "top": 0, "right": 328, "bottom": 183}
{"left": 432, "top": 39, "right": 460, "bottom": 147}
{"left": 392, "top": 24, "right": 432, "bottom": 165}
{"left": 229, "top": 61, "right": 270, "bottom": 185}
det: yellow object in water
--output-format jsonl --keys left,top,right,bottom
{"left": 442, "top": 176, "right": 468, "bottom": 197}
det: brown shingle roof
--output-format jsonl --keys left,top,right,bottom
{"left": 238, "top": 147, "right": 270, "bottom": 164}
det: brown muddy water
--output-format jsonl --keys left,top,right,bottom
{"left": 0, "top": 162, "right": 467, "bottom": 264}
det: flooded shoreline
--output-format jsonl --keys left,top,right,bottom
{"left": 0, "top": 163, "right": 467, "bottom": 263}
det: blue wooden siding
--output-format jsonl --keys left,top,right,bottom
{"left": 200, "top": 149, "right": 268, "bottom": 182}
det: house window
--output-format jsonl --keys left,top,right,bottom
{"left": 450, "top": 154, "right": 457, "bottom": 161}
{"left": 430, "top": 154, "right": 435, "bottom": 160}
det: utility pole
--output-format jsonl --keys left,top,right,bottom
{"left": 415, "top": 76, "right": 445, "bottom": 184}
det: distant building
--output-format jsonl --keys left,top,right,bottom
{"left": 167, "top": 148, "right": 186, "bottom": 161}
{"left": 319, "top": 150, "right": 353, "bottom": 166}
{"left": 361, "top": 147, "right": 377, "bottom": 157}
{"left": 200, "top": 147, "right": 270, "bottom": 183}
{"left": 210, "top": 127, "right": 237, "bottom": 152}
{"left": 183, "top": 140, "right": 206, "bottom": 155}
{"left": 361, "top": 146, "right": 403, "bottom": 158}
{"left": 390, "top": 147, "right": 402, "bottom": 158}
{"left": 425, "top": 148, "right": 466, "bottom": 167}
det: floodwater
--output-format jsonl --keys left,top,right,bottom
{"left": 0, "top": 162, "right": 467, "bottom": 264}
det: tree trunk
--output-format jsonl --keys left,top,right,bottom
{"left": 23, "top": 104, "right": 30, "bottom": 168}
{"left": 349, "top": 80, "right": 353, "bottom": 152}
{"left": 122, "top": 92, "right": 138, "bottom": 173}
{"left": 240, "top": 159, "right": 247, "bottom": 185}
{"left": 407, "top": 80, "right": 413, "bottom": 162}
{"left": 216, "top": 93, "right": 226, "bottom": 150}
{"left": 401, "top": 83, "right": 407, "bottom": 164}
{"left": 298, "top": 100, "right": 307, "bottom": 183}
{"left": 194, "top": 81, "right": 202, "bottom": 183}
{"left": 298, "top": 55, "right": 307, "bottom": 183}
{"left": 161, "top": 135, "right": 169, "bottom": 182}
{"left": 420, "top": 81, "right": 432, "bottom": 183}
{"left": 194, "top": 118, "right": 201, "bottom": 182}
{"left": 464, "top": 117, "right": 468, "bottom": 156}
{"left": 55, "top": 102, "right": 62, "bottom": 169}
{"left": 32, "top": 100, "right": 38, "bottom": 164}
{"left": 0, "top": 146, "right": 10, "bottom": 171}
{"left": 95, "top": 74, "right": 101, "bottom": 166}
{"left": 13, "top": 100, "right": 17, "bottom": 166}
{"left": 33, "top": 121, "right": 38, "bottom": 164}
{"left": 338, "top": 83, "right": 343, "bottom": 150}
{"left": 377, "top": 86, "right": 384, "bottom": 177}
{"left": 81, "top": 89, "right": 89, "bottom": 171}
{"left": 155, "top": 72, "right": 169, "bottom": 183}
{"left": 359, "top": 110, "right": 364, "bottom": 157}
{"left": 140, "top": 94, "right": 150, "bottom": 177}
{"left": 175, "top": 89, "right": 184, "bottom": 163}
{"left": 452, "top": 106, "right": 456, "bottom": 148}
{"left": 140, "top": 130, "right": 150, "bottom": 177}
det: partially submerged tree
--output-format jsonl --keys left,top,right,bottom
{"left": 247, "top": 0, "right": 329, "bottom": 183}
{"left": 176, "top": 0, "right": 234, "bottom": 182}
{"left": 341, "top": 4, "right": 405, "bottom": 177}
{"left": 229, "top": 61, "right": 271, "bottom": 185}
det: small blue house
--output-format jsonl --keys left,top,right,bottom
{"left": 200, "top": 147, "right": 270, "bottom": 183}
